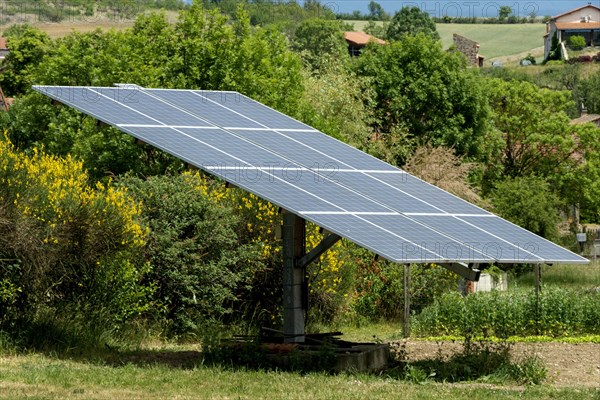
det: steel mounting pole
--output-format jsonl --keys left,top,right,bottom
{"left": 282, "top": 210, "right": 306, "bottom": 343}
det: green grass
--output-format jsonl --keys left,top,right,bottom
{"left": 512, "top": 263, "right": 600, "bottom": 289}
{"left": 0, "top": 353, "right": 598, "bottom": 399}
{"left": 436, "top": 23, "right": 546, "bottom": 59}
{"left": 346, "top": 21, "right": 546, "bottom": 60}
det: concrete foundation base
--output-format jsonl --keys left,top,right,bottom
{"left": 332, "top": 342, "right": 390, "bottom": 372}
{"left": 264, "top": 341, "right": 390, "bottom": 373}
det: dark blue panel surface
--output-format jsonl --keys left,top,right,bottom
{"left": 149, "top": 90, "right": 264, "bottom": 128}
{"left": 371, "top": 173, "right": 491, "bottom": 215}
{"left": 461, "top": 216, "right": 582, "bottom": 262}
{"left": 411, "top": 215, "right": 543, "bottom": 263}
{"left": 362, "top": 215, "right": 493, "bottom": 263}
{"left": 35, "top": 86, "right": 156, "bottom": 125}
{"left": 194, "top": 91, "right": 314, "bottom": 130}
{"left": 32, "top": 85, "right": 589, "bottom": 265}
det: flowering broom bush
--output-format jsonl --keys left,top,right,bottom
{"left": 0, "top": 135, "right": 150, "bottom": 332}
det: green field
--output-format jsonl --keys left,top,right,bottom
{"left": 347, "top": 21, "right": 546, "bottom": 61}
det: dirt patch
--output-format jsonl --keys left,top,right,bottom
{"left": 394, "top": 340, "right": 600, "bottom": 388}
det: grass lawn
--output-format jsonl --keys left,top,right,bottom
{"left": 347, "top": 21, "right": 546, "bottom": 60}
{"left": 1, "top": 352, "right": 598, "bottom": 400}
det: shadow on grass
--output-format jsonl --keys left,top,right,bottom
{"left": 101, "top": 348, "right": 205, "bottom": 369}
{"left": 1, "top": 319, "right": 546, "bottom": 384}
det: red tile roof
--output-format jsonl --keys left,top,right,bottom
{"left": 343, "top": 31, "right": 385, "bottom": 46}
{"left": 555, "top": 21, "right": 600, "bottom": 30}
{"left": 553, "top": 4, "right": 600, "bottom": 20}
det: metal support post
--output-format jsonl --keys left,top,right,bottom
{"left": 403, "top": 264, "right": 411, "bottom": 338}
{"left": 282, "top": 211, "right": 306, "bottom": 343}
{"left": 534, "top": 263, "right": 542, "bottom": 334}
{"left": 534, "top": 264, "right": 542, "bottom": 297}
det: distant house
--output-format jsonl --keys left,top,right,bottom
{"left": 453, "top": 34, "right": 485, "bottom": 67}
{"left": 544, "top": 4, "right": 600, "bottom": 59}
{"left": 343, "top": 31, "right": 385, "bottom": 57}
{"left": 0, "top": 37, "right": 9, "bottom": 60}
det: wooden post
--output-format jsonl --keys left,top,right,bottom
{"left": 403, "top": 263, "right": 411, "bottom": 338}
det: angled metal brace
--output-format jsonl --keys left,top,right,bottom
{"left": 296, "top": 233, "right": 341, "bottom": 269}
{"left": 438, "top": 262, "right": 481, "bottom": 281}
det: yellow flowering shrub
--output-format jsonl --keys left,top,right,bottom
{"left": 0, "top": 136, "right": 150, "bottom": 327}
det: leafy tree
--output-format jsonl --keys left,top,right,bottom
{"left": 491, "top": 176, "right": 560, "bottom": 240}
{"left": 165, "top": 4, "right": 304, "bottom": 115}
{"left": 482, "top": 78, "right": 577, "bottom": 181}
{"left": 302, "top": 0, "right": 336, "bottom": 19}
{"left": 554, "top": 123, "right": 600, "bottom": 223}
{"left": 354, "top": 34, "right": 489, "bottom": 163}
{"left": 578, "top": 70, "right": 600, "bottom": 114}
{"left": 498, "top": 5, "right": 512, "bottom": 22}
{"left": 386, "top": 6, "right": 439, "bottom": 41}
{"left": 292, "top": 18, "right": 349, "bottom": 70}
{"left": 0, "top": 25, "right": 51, "bottom": 96}
{"left": 3, "top": 5, "right": 305, "bottom": 177}
{"left": 368, "top": 1, "right": 389, "bottom": 21}
{"left": 481, "top": 78, "right": 600, "bottom": 222}
{"left": 297, "top": 60, "right": 373, "bottom": 143}
{"left": 545, "top": 32, "right": 561, "bottom": 62}
{"left": 363, "top": 20, "right": 387, "bottom": 39}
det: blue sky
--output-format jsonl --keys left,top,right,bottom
{"left": 322, "top": 1, "right": 599, "bottom": 18}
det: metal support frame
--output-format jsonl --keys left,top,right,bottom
{"left": 403, "top": 264, "right": 410, "bottom": 338}
{"left": 534, "top": 263, "right": 543, "bottom": 334}
{"left": 297, "top": 233, "right": 341, "bottom": 269}
{"left": 282, "top": 210, "right": 341, "bottom": 343}
{"left": 282, "top": 211, "right": 305, "bottom": 343}
{"left": 534, "top": 264, "right": 542, "bottom": 297}
{"left": 438, "top": 262, "right": 481, "bottom": 282}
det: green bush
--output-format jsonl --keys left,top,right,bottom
{"left": 569, "top": 35, "right": 586, "bottom": 50}
{"left": 118, "top": 174, "right": 260, "bottom": 337}
{"left": 352, "top": 261, "right": 457, "bottom": 321}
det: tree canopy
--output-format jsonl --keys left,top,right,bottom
{"left": 386, "top": 6, "right": 440, "bottom": 41}
{"left": 354, "top": 34, "right": 489, "bottom": 164}
{"left": 291, "top": 18, "right": 349, "bottom": 70}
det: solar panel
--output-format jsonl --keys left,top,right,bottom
{"left": 32, "top": 85, "right": 588, "bottom": 265}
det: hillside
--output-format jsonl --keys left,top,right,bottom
{"left": 348, "top": 21, "right": 546, "bottom": 61}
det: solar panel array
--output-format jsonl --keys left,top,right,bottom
{"left": 33, "top": 85, "right": 588, "bottom": 265}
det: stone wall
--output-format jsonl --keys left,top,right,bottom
{"left": 453, "top": 33, "right": 480, "bottom": 66}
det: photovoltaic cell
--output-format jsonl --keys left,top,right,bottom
{"left": 32, "top": 84, "right": 589, "bottom": 265}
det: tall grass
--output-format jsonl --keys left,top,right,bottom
{"left": 412, "top": 287, "right": 600, "bottom": 337}
{"left": 512, "top": 263, "right": 600, "bottom": 289}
